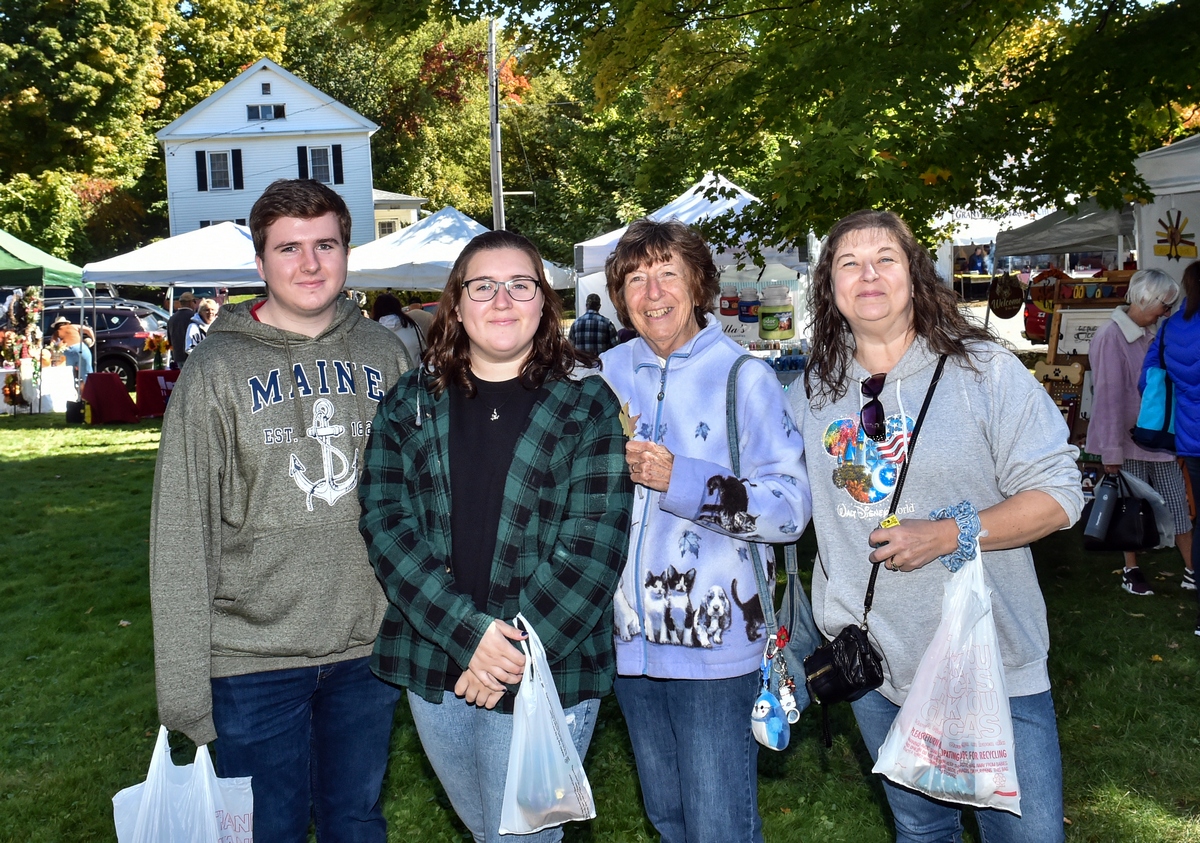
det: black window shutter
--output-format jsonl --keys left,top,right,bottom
{"left": 232, "top": 149, "right": 244, "bottom": 190}
{"left": 199, "top": 220, "right": 211, "bottom": 228}
{"left": 297, "top": 146, "right": 308, "bottom": 179}
{"left": 195, "top": 150, "right": 208, "bottom": 191}
{"left": 235, "top": 218, "right": 246, "bottom": 226}
{"left": 332, "top": 144, "right": 344, "bottom": 184}
{"left": 276, "top": 104, "right": 286, "bottom": 118}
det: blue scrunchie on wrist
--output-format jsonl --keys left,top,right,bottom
{"left": 929, "top": 500, "right": 981, "bottom": 573}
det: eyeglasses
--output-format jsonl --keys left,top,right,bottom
{"left": 860, "top": 373, "right": 887, "bottom": 441}
{"left": 462, "top": 276, "right": 540, "bottom": 302}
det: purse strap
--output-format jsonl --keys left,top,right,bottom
{"left": 859, "top": 354, "right": 947, "bottom": 626}
{"left": 725, "top": 356, "right": 782, "bottom": 635}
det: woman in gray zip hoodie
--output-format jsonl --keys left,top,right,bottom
{"left": 793, "top": 210, "right": 1082, "bottom": 843}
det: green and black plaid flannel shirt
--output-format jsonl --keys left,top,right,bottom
{"left": 359, "top": 370, "right": 633, "bottom": 712}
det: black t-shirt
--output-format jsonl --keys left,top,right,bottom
{"left": 446, "top": 372, "right": 542, "bottom": 687}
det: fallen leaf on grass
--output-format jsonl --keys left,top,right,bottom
{"left": 780, "top": 807, "right": 792, "bottom": 814}
{"left": 1063, "top": 817, "right": 1073, "bottom": 825}
{"left": 1111, "top": 568, "right": 1123, "bottom": 575}
{"left": 1168, "top": 642, "right": 1180, "bottom": 649}
{"left": 85, "top": 606, "right": 93, "bottom": 614}
{"left": 118, "top": 619, "right": 131, "bottom": 627}
{"left": 1127, "top": 613, "right": 1146, "bottom": 618}
{"left": 1092, "top": 724, "right": 1101, "bottom": 730}
{"left": 1149, "top": 654, "right": 1163, "bottom": 662}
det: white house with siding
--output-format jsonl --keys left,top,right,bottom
{"left": 156, "top": 58, "right": 379, "bottom": 245}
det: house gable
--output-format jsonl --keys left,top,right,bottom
{"left": 157, "top": 59, "right": 379, "bottom": 244}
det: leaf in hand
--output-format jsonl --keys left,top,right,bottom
{"left": 619, "top": 401, "right": 641, "bottom": 439}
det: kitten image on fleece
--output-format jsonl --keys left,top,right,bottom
{"left": 644, "top": 565, "right": 700, "bottom": 646}
{"left": 731, "top": 578, "right": 766, "bottom": 641}
{"left": 643, "top": 568, "right": 671, "bottom": 644}
{"left": 614, "top": 579, "right": 642, "bottom": 641}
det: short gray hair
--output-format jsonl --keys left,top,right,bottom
{"left": 1127, "top": 268, "right": 1180, "bottom": 309}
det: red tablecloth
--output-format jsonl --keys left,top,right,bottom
{"left": 81, "top": 372, "right": 140, "bottom": 424}
{"left": 135, "top": 369, "right": 180, "bottom": 418}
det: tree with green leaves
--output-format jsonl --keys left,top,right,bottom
{"left": 345, "top": 0, "right": 1200, "bottom": 250}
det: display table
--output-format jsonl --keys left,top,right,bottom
{"left": 35, "top": 365, "right": 77, "bottom": 412}
{"left": 954, "top": 273, "right": 993, "bottom": 301}
{"left": 135, "top": 369, "right": 180, "bottom": 418}
{"left": 81, "top": 372, "right": 140, "bottom": 424}
{"left": 2, "top": 361, "right": 76, "bottom": 413}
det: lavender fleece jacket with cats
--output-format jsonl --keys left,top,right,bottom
{"left": 600, "top": 318, "right": 812, "bottom": 680}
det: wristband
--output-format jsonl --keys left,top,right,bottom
{"left": 929, "top": 500, "right": 980, "bottom": 573}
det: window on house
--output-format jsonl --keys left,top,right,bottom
{"left": 208, "top": 152, "right": 232, "bottom": 190}
{"left": 309, "top": 147, "right": 331, "bottom": 184}
{"left": 261, "top": 82, "right": 271, "bottom": 95}
{"left": 378, "top": 220, "right": 397, "bottom": 238}
{"left": 247, "top": 104, "right": 286, "bottom": 121}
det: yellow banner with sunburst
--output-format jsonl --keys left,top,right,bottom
{"left": 1153, "top": 209, "right": 1197, "bottom": 261}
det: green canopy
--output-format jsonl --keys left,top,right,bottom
{"left": 0, "top": 228, "right": 86, "bottom": 287}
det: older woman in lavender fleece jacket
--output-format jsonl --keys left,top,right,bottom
{"left": 1086, "top": 268, "right": 1194, "bottom": 595}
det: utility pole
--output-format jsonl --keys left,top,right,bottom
{"left": 488, "top": 19, "right": 505, "bottom": 231}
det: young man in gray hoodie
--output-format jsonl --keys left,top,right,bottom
{"left": 149, "top": 179, "right": 412, "bottom": 841}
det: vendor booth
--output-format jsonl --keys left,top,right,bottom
{"left": 1135, "top": 133, "right": 1200, "bottom": 273}
{"left": 1, "top": 230, "right": 89, "bottom": 412}
{"left": 348, "top": 206, "right": 571, "bottom": 290}
{"left": 573, "top": 173, "right": 809, "bottom": 353}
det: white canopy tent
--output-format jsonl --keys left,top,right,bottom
{"left": 1135, "top": 133, "right": 1200, "bottom": 275}
{"left": 573, "top": 173, "right": 809, "bottom": 334}
{"left": 932, "top": 212, "right": 1043, "bottom": 280}
{"left": 348, "top": 206, "right": 572, "bottom": 290}
{"left": 994, "top": 199, "right": 1136, "bottom": 259}
{"left": 82, "top": 222, "right": 263, "bottom": 288}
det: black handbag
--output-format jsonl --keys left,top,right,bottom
{"left": 803, "top": 355, "right": 946, "bottom": 746}
{"left": 1081, "top": 474, "right": 1159, "bottom": 552}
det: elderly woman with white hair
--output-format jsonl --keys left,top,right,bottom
{"left": 1086, "top": 268, "right": 1194, "bottom": 595}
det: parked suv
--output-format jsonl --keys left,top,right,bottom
{"left": 42, "top": 302, "right": 167, "bottom": 389}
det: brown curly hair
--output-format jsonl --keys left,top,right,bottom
{"left": 804, "top": 210, "right": 994, "bottom": 406}
{"left": 605, "top": 219, "right": 720, "bottom": 330}
{"left": 423, "top": 229, "right": 596, "bottom": 397}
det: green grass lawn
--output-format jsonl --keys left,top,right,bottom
{"left": 2, "top": 412, "right": 1199, "bottom": 841}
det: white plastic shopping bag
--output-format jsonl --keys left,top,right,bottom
{"left": 871, "top": 543, "right": 1021, "bottom": 815}
{"left": 498, "top": 613, "right": 596, "bottom": 835}
{"left": 113, "top": 725, "right": 254, "bottom": 843}
{"left": 1120, "top": 469, "right": 1175, "bottom": 549}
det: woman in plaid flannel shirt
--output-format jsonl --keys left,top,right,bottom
{"left": 359, "top": 230, "right": 633, "bottom": 843}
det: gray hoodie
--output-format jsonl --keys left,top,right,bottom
{"left": 792, "top": 338, "right": 1082, "bottom": 704}
{"left": 150, "top": 297, "right": 412, "bottom": 744}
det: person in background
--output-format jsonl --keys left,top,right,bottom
{"left": 359, "top": 230, "right": 632, "bottom": 843}
{"left": 48, "top": 315, "right": 95, "bottom": 383}
{"left": 796, "top": 209, "right": 1082, "bottom": 843}
{"left": 1087, "top": 268, "right": 1193, "bottom": 595}
{"left": 984, "top": 244, "right": 995, "bottom": 275}
{"left": 967, "top": 245, "right": 986, "bottom": 274}
{"left": 600, "top": 219, "right": 811, "bottom": 843}
{"left": 184, "top": 298, "right": 218, "bottom": 355}
{"left": 1142, "top": 259, "right": 1200, "bottom": 634}
{"left": 371, "top": 292, "right": 425, "bottom": 365}
{"left": 166, "top": 291, "right": 197, "bottom": 368}
{"left": 150, "top": 179, "right": 413, "bottom": 842}
{"left": 568, "top": 293, "right": 618, "bottom": 354}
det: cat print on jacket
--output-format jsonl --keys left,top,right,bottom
{"left": 629, "top": 565, "right": 740, "bottom": 649}
{"left": 697, "top": 474, "right": 758, "bottom": 535}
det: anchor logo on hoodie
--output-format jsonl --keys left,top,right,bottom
{"left": 289, "top": 398, "right": 358, "bottom": 510}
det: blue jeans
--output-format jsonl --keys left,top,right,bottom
{"left": 851, "top": 689, "right": 1064, "bottom": 843}
{"left": 614, "top": 671, "right": 763, "bottom": 843}
{"left": 211, "top": 656, "right": 400, "bottom": 843}
{"left": 407, "top": 691, "right": 601, "bottom": 843}
{"left": 63, "top": 343, "right": 92, "bottom": 381}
